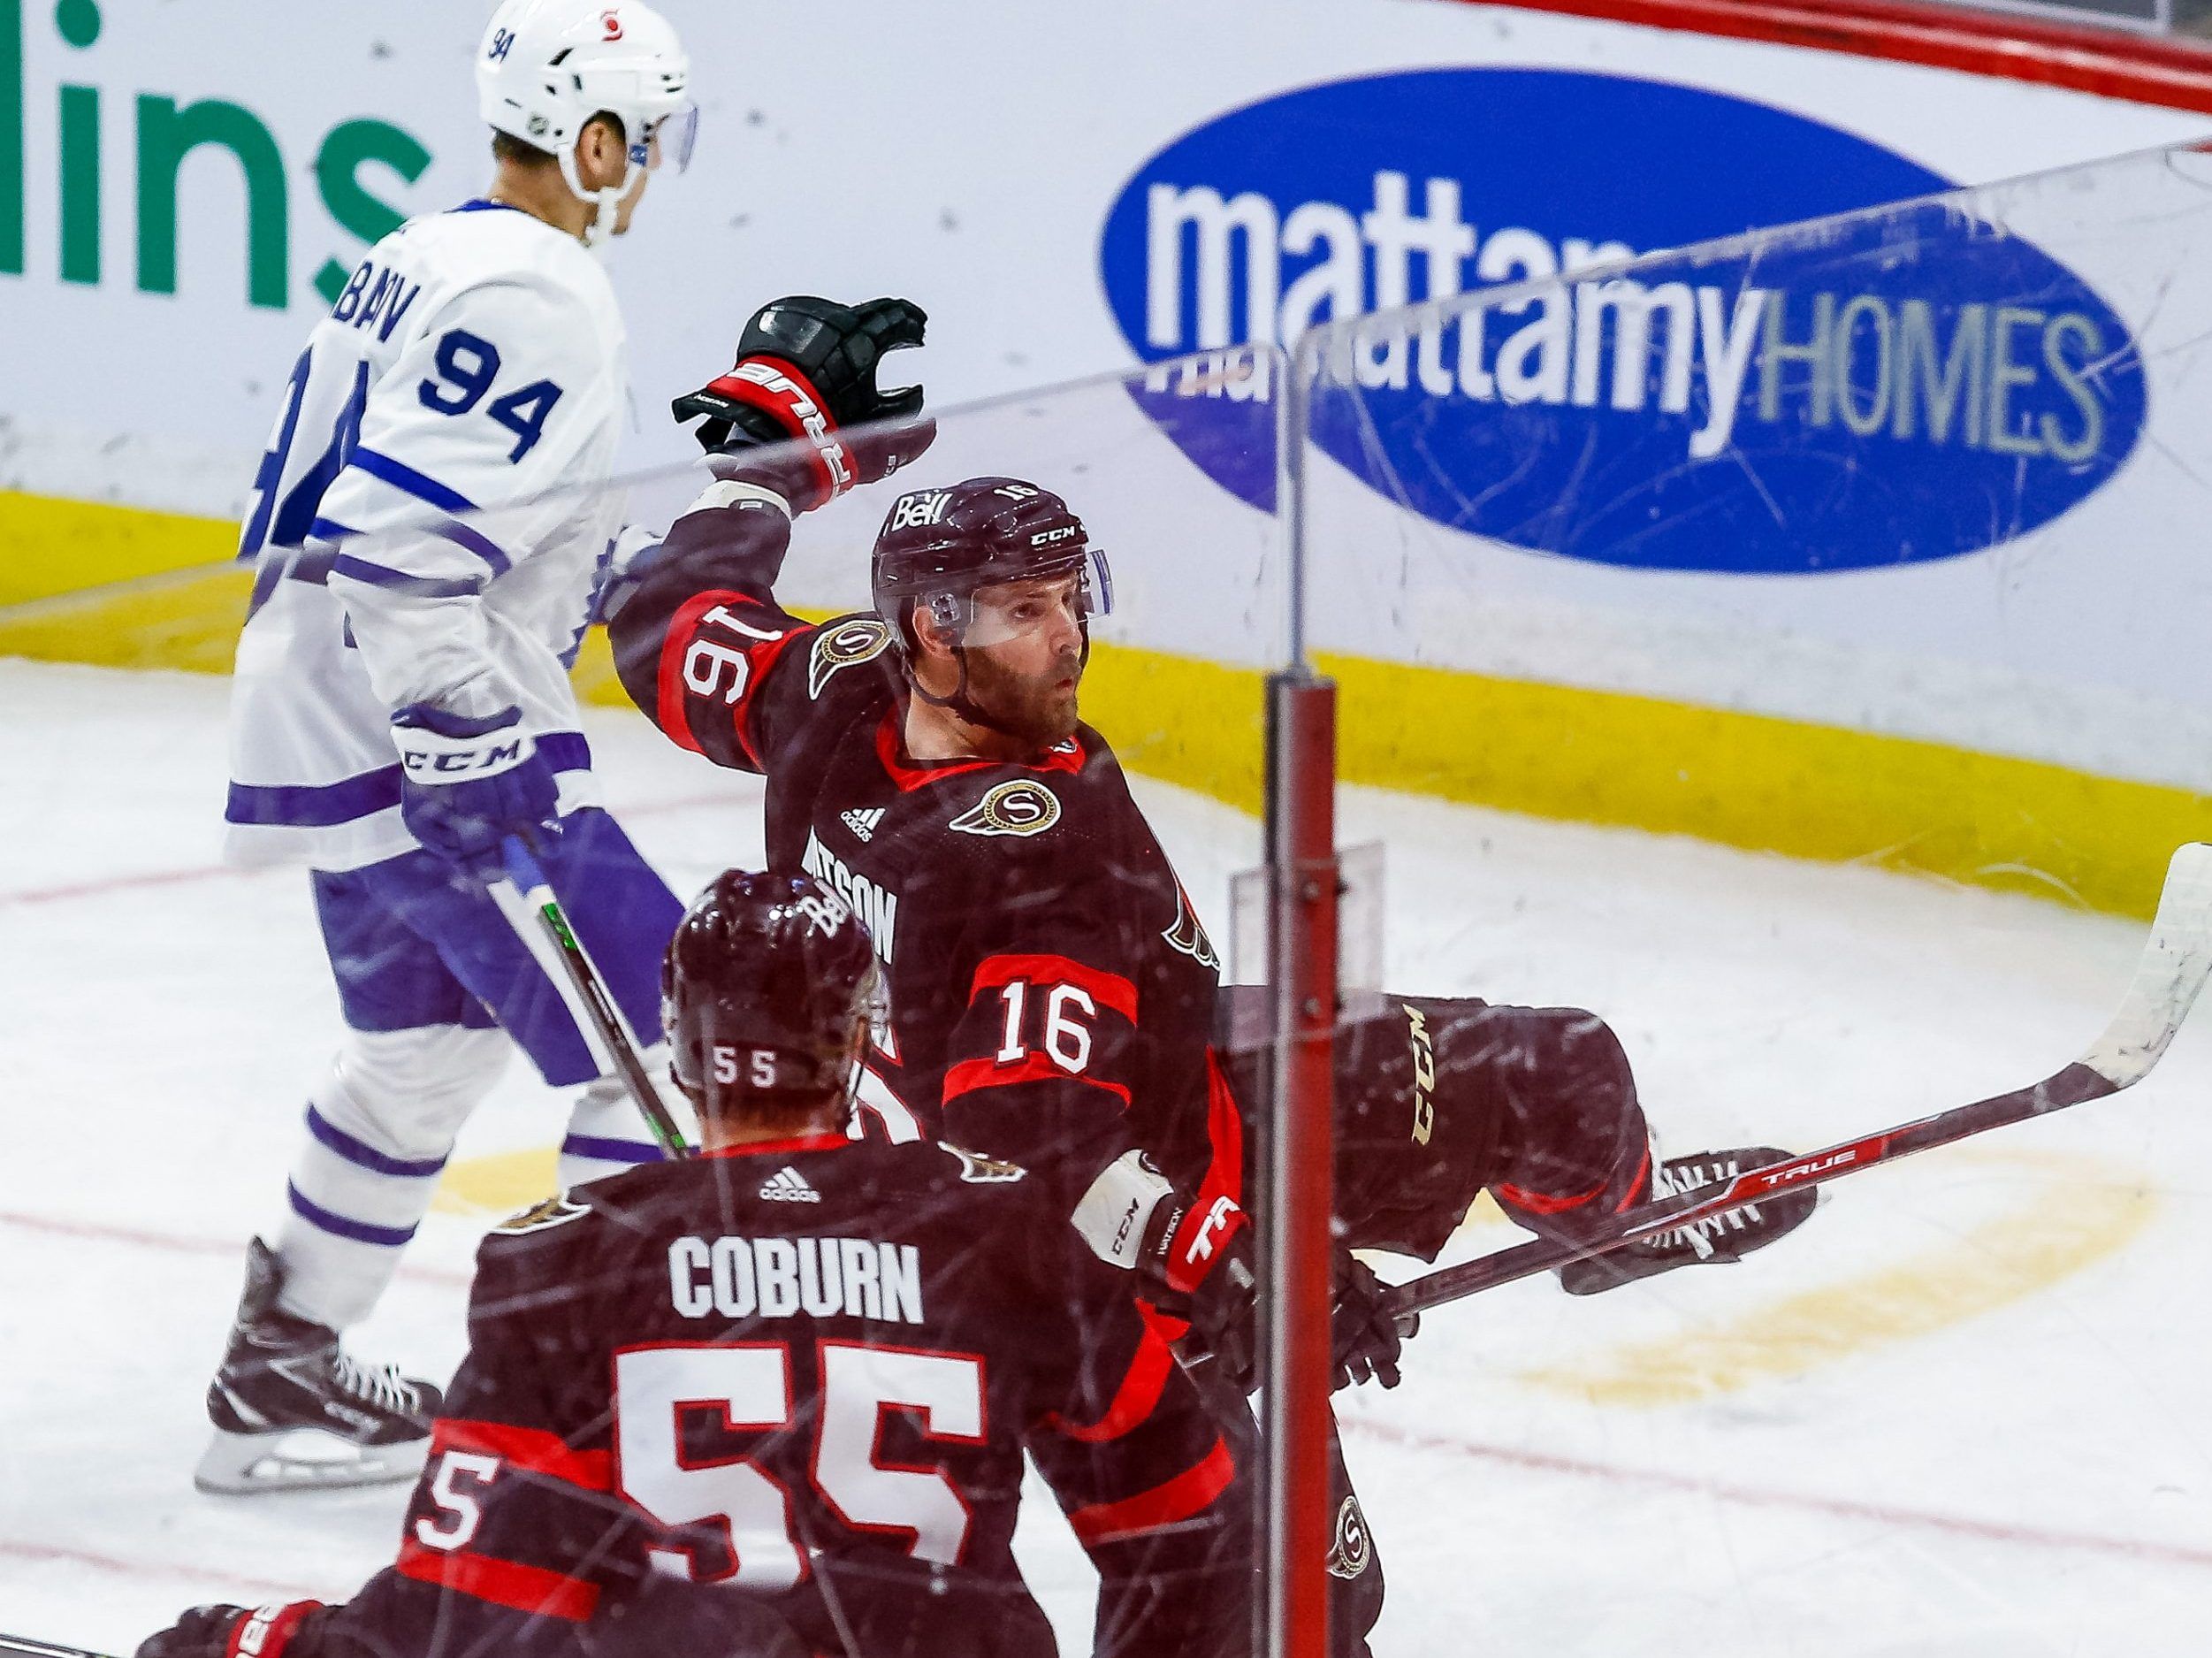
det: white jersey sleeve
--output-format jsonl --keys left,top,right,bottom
{"left": 319, "top": 265, "right": 616, "bottom": 719}
{"left": 225, "top": 202, "right": 629, "bottom": 872}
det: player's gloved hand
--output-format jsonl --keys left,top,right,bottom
{"left": 1331, "top": 1251, "right": 1411, "bottom": 1392}
{"left": 135, "top": 1601, "right": 329, "bottom": 1658}
{"left": 392, "top": 703, "right": 560, "bottom": 873}
{"left": 673, "top": 295, "right": 934, "bottom": 513}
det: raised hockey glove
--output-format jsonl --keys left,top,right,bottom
{"left": 674, "top": 295, "right": 934, "bottom": 512}
{"left": 135, "top": 1602, "right": 329, "bottom": 1658}
{"left": 392, "top": 703, "right": 560, "bottom": 873}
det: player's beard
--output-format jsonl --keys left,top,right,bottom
{"left": 966, "top": 643, "right": 1083, "bottom": 749}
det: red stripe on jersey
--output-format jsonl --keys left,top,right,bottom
{"left": 430, "top": 1418, "right": 612, "bottom": 1492}
{"left": 1045, "top": 1303, "right": 1178, "bottom": 1445}
{"left": 701, "top": 1131, "right": 855, "bottom": 1161}
{"left": 1065, "top": 1435, "right": 1236, "bottom": 1546}
{"left": 1495, "top": 1175, "right": 1610, "bottom": 1217}
{"left": 968, "top": 954, "right": 1139, "bottom": 1024}
{"left": 942, "top": 1050, "right": 1132, "bottom": 1108}
{"left": 1615, "top": 1143, "right": 1653, "bottom": 1213}
{"left": 873, "top": 710, "right": 1088, "bottom": 793}
{"left": 655, "top": 589, "right": 748, "bottom": 759}
{"left": 395, "top": 1538, "right": 600, "bottom": 1622}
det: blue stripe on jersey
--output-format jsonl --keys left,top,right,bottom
{"left": 342, "top": 450, "right": 515, "bottom": 577}
{"left": 328, "top": 554, "right": 484, "bottom": 600}
{"left": 561, "top": 1132, "right": 667, "bottom": 1165}
{"left": 286, "top": 1180, "right": 418, "bottom": 1248}
{"left": 348, "top": 447, "right": 478, "bottom": 514}
{"left": 305, "top": 1104, "right": 450, "bottom": 1178}
{"left": 309, "top": 518, "right": 360, "bottom": 544}
{"left": 225, "top": 731, "right": 594, "bottom": 829}
{"left": 436, "top": 517, "right": 514, "bottom": 578}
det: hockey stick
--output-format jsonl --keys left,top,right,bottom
{"left": 0, "top": 1634, "right": 120, "bottom": 1658}
{"left": 1385, "top": 841, "right": 2212, "bottom": 1321}
{"left": 495, "top": 837, "right": 696, "bottom": 1159}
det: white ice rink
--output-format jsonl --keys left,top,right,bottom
{"left": 5, "top": 657, "right": 2211, "bottom": 1654}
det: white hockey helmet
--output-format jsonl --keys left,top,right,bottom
{"left": 476, "top": 0, "right": 697, "bottom": 247}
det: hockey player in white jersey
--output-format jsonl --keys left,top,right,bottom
{"left": 203, "top": 0, "right": 699, "bottom": 1494}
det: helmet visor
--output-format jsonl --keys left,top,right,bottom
{"left": 952, "top": 552, "right": 1113, "bottom": 650}
{"left": 637, "top": 102, "right": 699, "bottom": 173}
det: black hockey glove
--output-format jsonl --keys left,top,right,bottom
{"left": 1331, "top": 1251, "right": 1414, "bottom": 1392}
{"left": 673, "top": 296, "right": 933, "bottom": 512}
{"left": 136, "top": 1602, "right": 329, "bottom": 1658}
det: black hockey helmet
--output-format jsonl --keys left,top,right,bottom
{"left": 870, "top": 476, "right": 1112, "bottom": 653}
{"left": 661, "top": 870, "right": 883, "bottom": 1115}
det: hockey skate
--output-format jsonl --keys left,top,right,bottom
{"left": 1558, "top": 1146, "right": 1816, "bottom": 1296}
{"left": 195, "top": 1238, "right": 443, "bottom": 1494}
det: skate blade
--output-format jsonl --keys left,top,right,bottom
{"left": 195, "top": 1425, "right": 428, "bottom": 1495}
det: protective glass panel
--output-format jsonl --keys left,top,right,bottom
{"left": 1, "top": 351, "right": 1287, "bottom": 1654}
{"left": 1292, "top": 139, "right": 2212, "bottom": 1648}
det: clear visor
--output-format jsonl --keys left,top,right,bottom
{"left": 950, "top": 551, "right": 1113, "bottom": 651}
{"left": 634, "top": 102, "right": 699, "bottom": 173}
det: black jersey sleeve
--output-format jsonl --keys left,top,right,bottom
{"left": 1018, "top": 1210, "right": 1255, "bottom": 1658}
{"left": 606, "top": 489, "right": 823, "bottom": 775}
{"left": 935, "top": 854, "right": 1151, "bottom": 1202}
{"left": 311, "top": 1200, "right": 659, "bottom": 1648}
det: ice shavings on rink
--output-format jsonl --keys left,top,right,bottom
{"left": 4, "top": 658, "right": 2211, "bottom": 1654}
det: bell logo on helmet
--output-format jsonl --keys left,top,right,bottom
{"left": 889, "top": 491, "right": 953, "bottom": 531}
{"left": 794, "top": 889, "right": 852, "bottom": 939}
{"left": 950, "top": 781, "right": 1062, "bottom": 839}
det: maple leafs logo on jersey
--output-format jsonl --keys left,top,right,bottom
{"left": 809, "top": 618, "right": 892, "bottom": 699}
{"left": 949, "top": 780, "right": 1061, "bottom": 838}
{"left": 841, "top": 807, "right": 885, "bottom": 843}
{"left": 495, "top": 1194, "right": 591, "bottom": 1234}
{"left": 940, "top": 1142, "right": 1026, "bottom": 1185}
{"left": 1163, "top": 881, "right": 1220, "bottom": 972}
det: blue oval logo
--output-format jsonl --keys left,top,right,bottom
{"left": 1100, "top": 69, "right": 2145, "bottom": 574}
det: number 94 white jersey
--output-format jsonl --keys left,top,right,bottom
{"left": 225, "top": 201, "right": 629, "bottom": 872}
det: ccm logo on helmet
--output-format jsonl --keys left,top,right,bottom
{"left": 950, "top": 781, "right": 1062, "bottom": 838}
{"left": 1031, "top": 525, "right": 1079, "bottom": 546}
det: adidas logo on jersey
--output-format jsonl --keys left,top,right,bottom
{"left": 759, "top": 1166, "right": 821, "bottom": 1203}
{"left": 841, "top": 807, "right": 885, "bottom": 843}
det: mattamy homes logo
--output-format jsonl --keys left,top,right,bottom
{"left": 1100, "top": 69, "right": 2146, "bottom": 575}
{"left": 0, "top": 0, "right": 432, "bottom": 311}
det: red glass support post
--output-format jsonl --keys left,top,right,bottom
{"left": 1262, "top": 667, "right": 1339, "bottom": 1658}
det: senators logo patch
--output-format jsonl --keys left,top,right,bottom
{"left": 1326, "top": 1495, "right": 1373, "bottom": 1580}
{"left": 809, "top": 618, "right": 892, "bottom": 699}
{"left": 941, "top": 1142, "right": 1026, "bottom": 1185}
{"left": 495, "top": 1194, "right": 591, "bottom": 1234}
{"left": 1163, "top": 882, "right": 1220, "bottom": 972}
{"left": 949, "top": 780, "right": 1061, "bottom": 839}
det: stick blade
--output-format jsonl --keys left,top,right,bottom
{"left": 2080, "top": 841, "right": 2212, "bottom": 1087}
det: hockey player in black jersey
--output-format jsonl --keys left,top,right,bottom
{"left": 602, "top": 297, "right": 1820, "bottom": 1651}
{"left": 135, "top": 870, "right": 1255, "bottom": 1658}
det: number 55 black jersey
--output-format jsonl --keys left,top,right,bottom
{"left": 314, "top": 1136, "right": 1254, "bottom": 1658}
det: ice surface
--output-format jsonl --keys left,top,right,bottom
{"left": 4, "top": 658, "right": 2210, "bottom": 1654}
